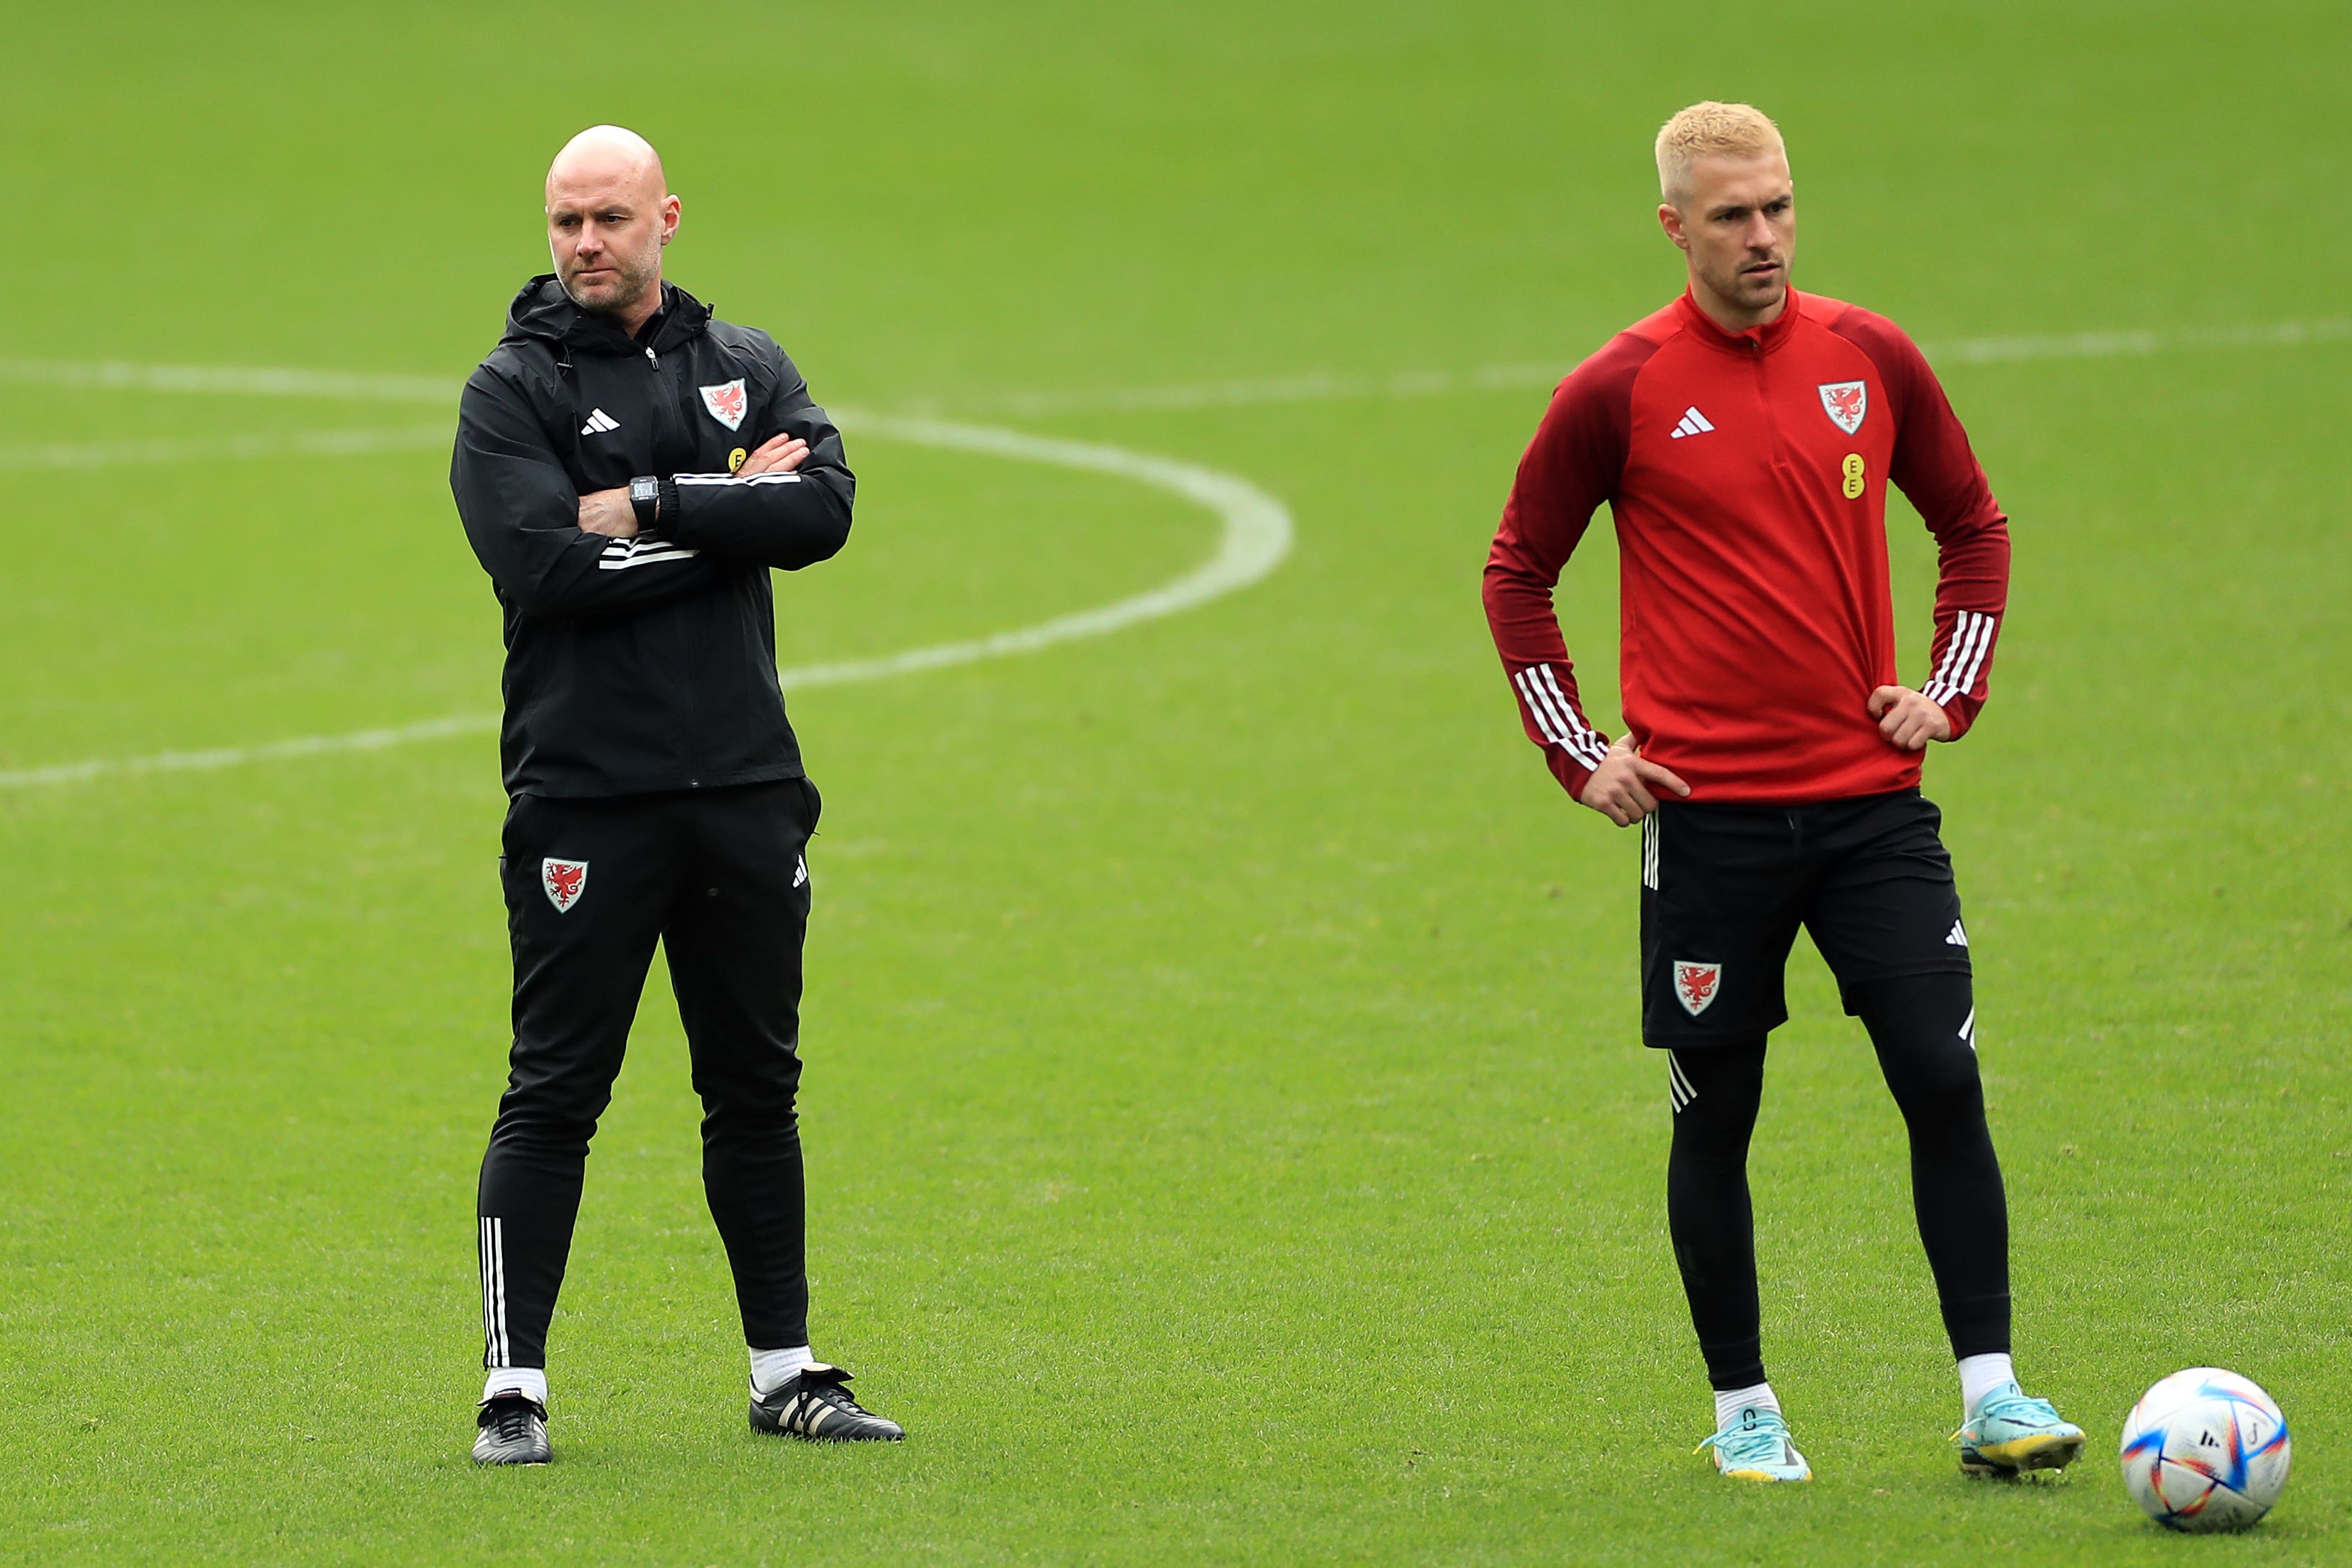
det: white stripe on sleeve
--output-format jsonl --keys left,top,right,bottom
{"left": 1921, "top": 612, "right": 1976, "bottom": 702}
{"left": 595, "top": 534, "right": 702, "bottom": 571}
{"left": 1513, "top": 666, "right": 1574, "bottom": 747}
{"left": 1924, "top": 611, "right": 1997, "bottom": 704}
{"left": 1512, "top": 664, "right": 1611, "bottom": 769}
{"left": 1947, "top": 612, "right": 1997, "bottom": 700}
{"left": 1536, "top": 666, "right": 1611, "bottom": 766}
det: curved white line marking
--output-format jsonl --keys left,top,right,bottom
{"left": 21, "top": 305, "right": 2323, "bottom": 783}
{"left": 0, "top": 411, "right": 1292, "bottom": 791}
{"left": 796, "top": 414, "right": 1291, "bottom": 686}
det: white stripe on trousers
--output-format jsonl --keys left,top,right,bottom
{"left": 1668, "top": 1051, "right": 1696, "bottom": 1111}
{"left": 1641, "top": 812, "right": 1660, "bottom": 891}
{"left": 480, "top": 1217, "right": 511, "bottom": 1367}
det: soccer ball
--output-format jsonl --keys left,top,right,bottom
{"left": 2120, "top": 1367, "right": 2291, "bottom": 1531}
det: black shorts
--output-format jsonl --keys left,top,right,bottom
{"left": 1639, "top": 788, "right": 1972, "bottom": 1048}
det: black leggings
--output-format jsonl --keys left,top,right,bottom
{"left": 1666, "top": 971, "right": 2010, "bottom": 1390}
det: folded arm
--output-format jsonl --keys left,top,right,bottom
{"left": 661, "top": 353, "right": 854, "bottom": 570}
{"left": 452, "top": 368, "right": 723, "bottom": 617}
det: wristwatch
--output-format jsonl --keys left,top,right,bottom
{"left": 629, "top": 475, "right": 662, "bottom": 529}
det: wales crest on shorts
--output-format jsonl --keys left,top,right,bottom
{"left": 1673, "top": 960, "right": 1723, "bottom": 1017}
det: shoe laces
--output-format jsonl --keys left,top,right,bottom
{"left": 1696, "top": 1407, "right": 1795, "bottom": 1466}
{"left": 481, "top": 1396, "right": 543, "bottom": 1443}
{"left": 1953, "top": 1385, "right": 2062, "bottom": 1442}
{"left": 802, "top": 1372, "right": 876, "bottom": 1419}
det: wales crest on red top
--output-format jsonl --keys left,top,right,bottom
{"left": 542, "top": 858, "right": 589, "bottom": 914}
{"left": 1673, "top": 960, "right": 1723, "bottom": 1017}
{"left": 699, "top": 378, "right": 748, "bottom": 431}
{"left": 1817, "top": 380, "right": 1868, "bottom": 435}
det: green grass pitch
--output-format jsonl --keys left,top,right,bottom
{"left": 3, "top": 2, "right": 2347, "bottom": 1562}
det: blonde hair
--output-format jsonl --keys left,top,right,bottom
{"left": 1655, "top": 102, "right": 1785, "bottom": 206}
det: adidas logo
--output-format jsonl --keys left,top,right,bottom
{"left": 580, "top": 408, "right": 620, "bottom": 435}
{"left": 1946, "top": 919, "right": 1969, "bottom": 947}
{"left": 792, "top": 854, "right": 809, "bottom": 890}
{"left": 1669, "top": 406, "right": 1715, "bottom": 439}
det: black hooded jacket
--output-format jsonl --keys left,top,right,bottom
{"left": 450, "top": 274, "right": 852, "bottom": 798}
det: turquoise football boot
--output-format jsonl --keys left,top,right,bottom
{"left": 1954, "top": 1382, "right": 2086, "bottom": 1476}
{"left": 1696, "top": 1404, "right": 1813, "bottom": 1483}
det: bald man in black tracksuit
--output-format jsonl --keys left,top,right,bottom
{"left": 450, "top": 125, "right": 899, "bottom": 1464}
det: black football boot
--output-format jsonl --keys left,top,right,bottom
{"left": 747, "top": 1365, "right": 905, "bottom": 1442}
{"left": 472, "top": 1392, "right": 552, "bottom": 1465}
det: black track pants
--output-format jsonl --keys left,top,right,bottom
{"left": 1666, "top": 971, "right": 2011, "bottom": 1390}
{"left": 477, "top": 778, "right": 819, "bottom": 1370}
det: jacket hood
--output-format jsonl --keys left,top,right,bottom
{"left": 501, "top": 274, "right": 713, "bottom": 355}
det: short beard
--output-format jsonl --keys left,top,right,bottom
{"left": 1705, "top": 259, "right": 1785, "bottom": 314}
{"left": 563, "top": 252, "right": 661, "bottom": 319}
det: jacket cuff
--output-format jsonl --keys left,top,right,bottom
{"left": 1937, "top": 693, "right": 1977, "bottom": 742}
{"left": 1548, "top": 744, "right": 1604, "bottom": 801}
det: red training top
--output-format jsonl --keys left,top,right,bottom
{"left": 1483, "top": 288, "right": 2010, "bottom": 804}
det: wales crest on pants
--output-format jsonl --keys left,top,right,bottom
{"left": 543, "top": 858, "right": 588, "bottom": 913}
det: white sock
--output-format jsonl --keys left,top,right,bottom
{"left": 481, "top": 1367, "right": 548, "bottom": 1407}
{"left": 1714, "top": 1382, "right": 1779, "bottom": 1430}
{"left": 750, "top": 1344, "right": 818, "bottom": 1395}
{"left": 1959, "top": 1353, "right": 2016, "bottom": 1417}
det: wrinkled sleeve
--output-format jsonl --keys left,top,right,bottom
{"left": 1481, "top": 340, "right": 1641, "bottom": 798}
{"left": 451, "top": 366, "right": 723, "bottom": 616}
{"left": 662, "top": 341, "right": 853, "bottom": 571}
{"left": 1840, "top": 313, "right": 2012, "bottom": 739}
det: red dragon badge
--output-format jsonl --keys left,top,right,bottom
{"left": 1816, "top": 380, "right": 1868, "bottom": 435}
{"left": 1673, "top": 960, "right": 1723, "bottom": 1018}
{"left": 542, "top": 858, "right": 589, "bottom": 914}
{"left": 699, "top": 378, "right": 748, "bottom": 431}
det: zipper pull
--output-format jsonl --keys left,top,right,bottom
{"left": 646, "top": 346, "right": 659, "bottom": 368}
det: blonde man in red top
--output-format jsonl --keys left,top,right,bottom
{"left": 1484, "top": 102, "right": 2083, "bottom": 1483}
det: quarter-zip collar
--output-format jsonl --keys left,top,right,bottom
{"left": 1675, "top": 285, "right": 1805, "bottom": 357}
{"left": 501, "top": 274, "right": 714, "bottom": 358}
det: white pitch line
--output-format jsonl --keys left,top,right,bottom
{"left": 0, "top": 715, "right": 499, "bottom": 789}
{"left": 0, "top": 412, "right": 1293, "bottom": 791}
{"left": 0, "top": 358, "right": 457, "bottom": 403}
{"left": 928, "top": 316, "right": 2352, "bottom": 418}
{"left": 1924, "top": 316, "right": 2352, "bottom": 366}
{"left": 1, "top": 316, "right": 2342, "bottom": 425}
{"left": 0, "top": 425, "right": 452, "bottom": 472}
